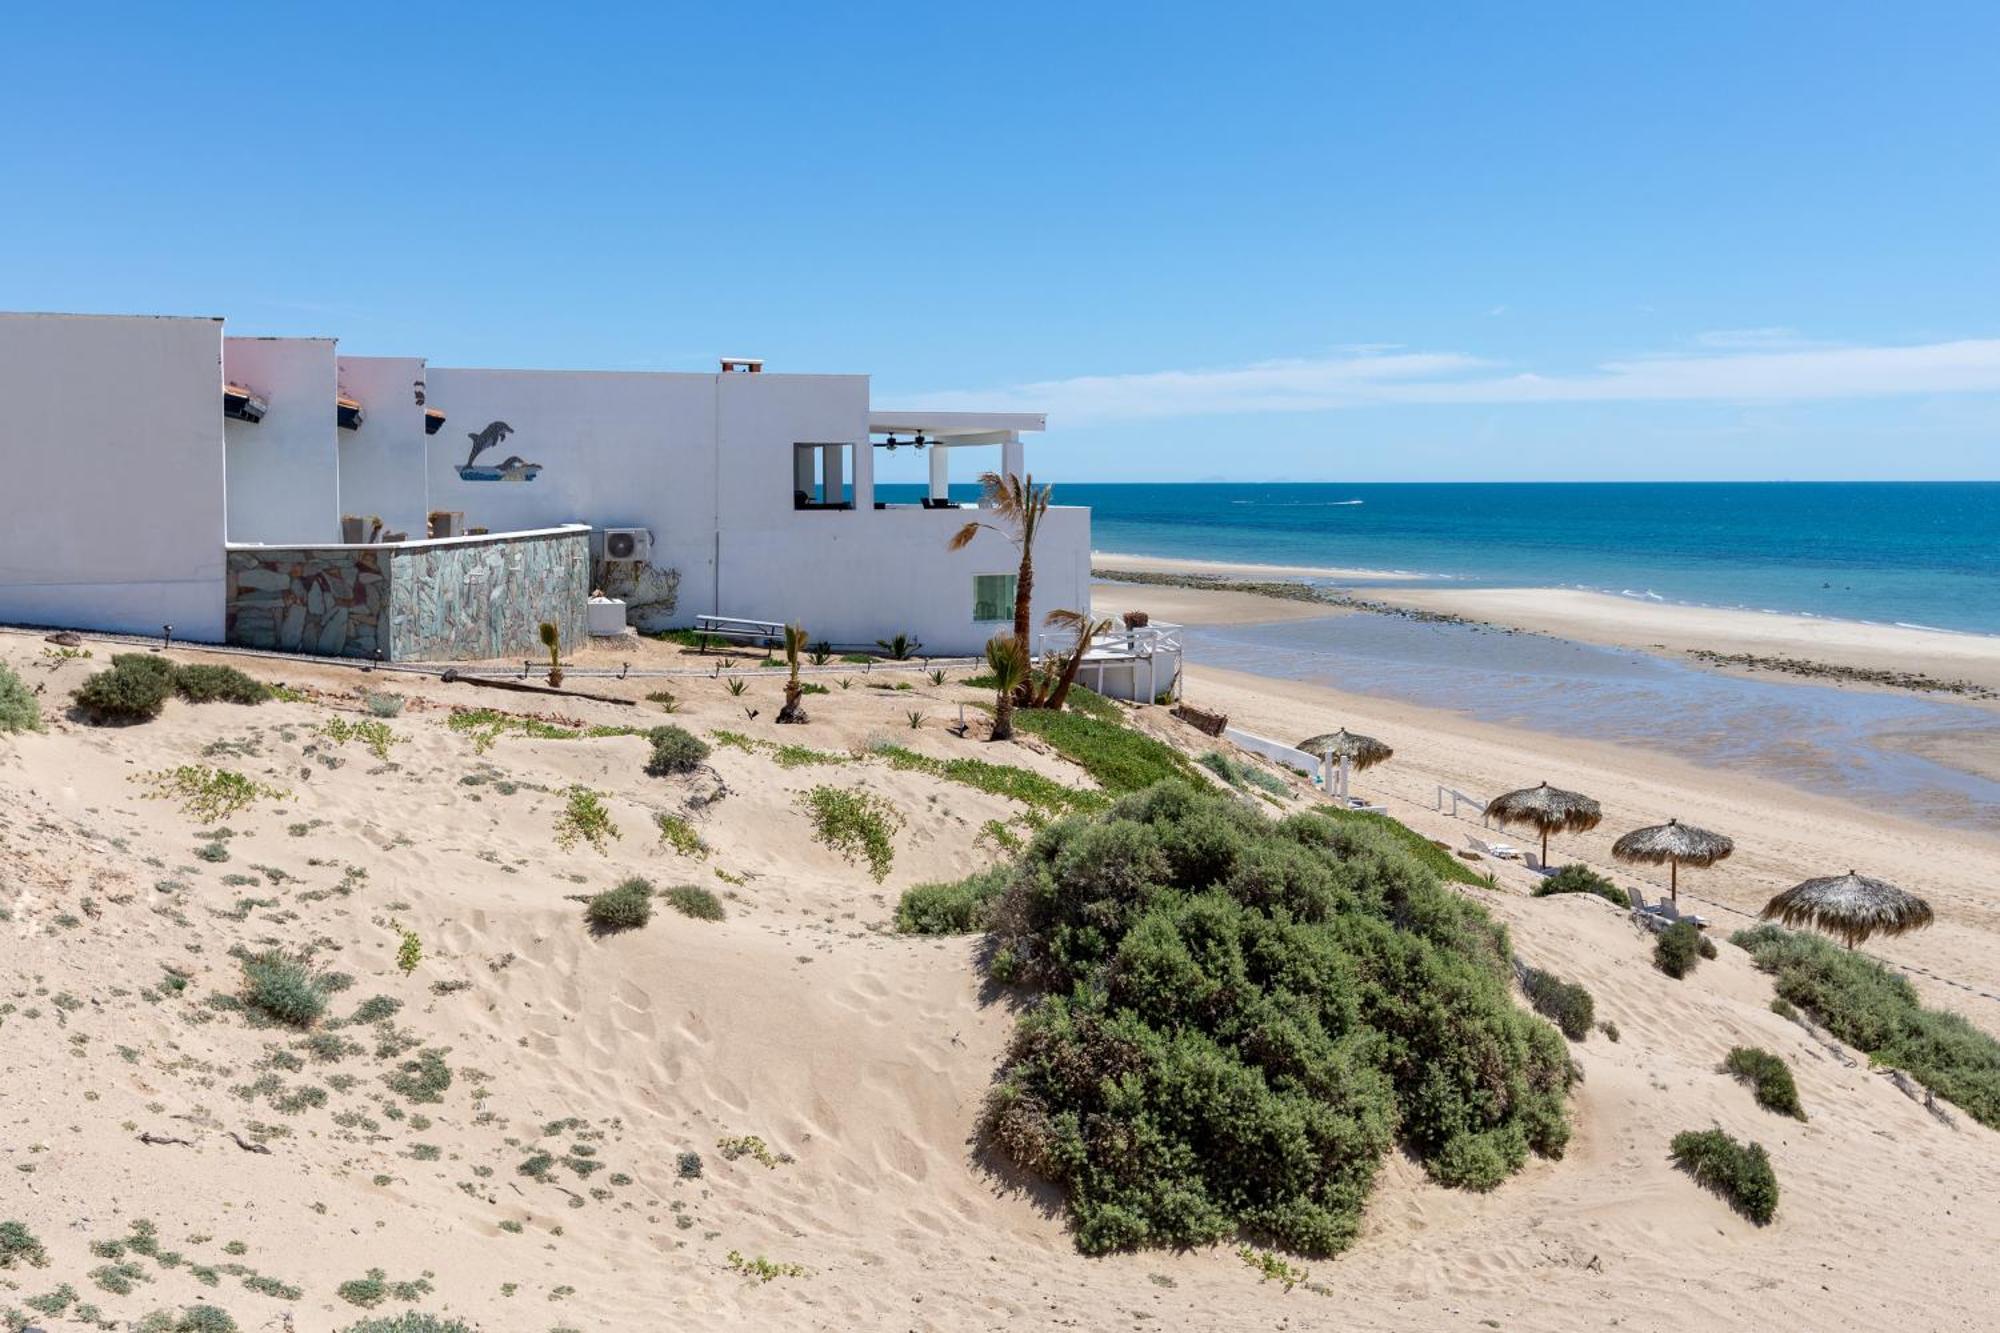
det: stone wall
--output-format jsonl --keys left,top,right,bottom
{"left": 226, "top": 547, "right": 388, "bottom": 656}
{"left": 225, "top": 527, "right": 589, "bottom": 662}
{"left": 387, "top": 529, "right": 590, "bottom": 661}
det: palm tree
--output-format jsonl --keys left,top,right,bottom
{"left": 776, "top": 623, "right": 809, "bottom": 724}
{"left": 538, "top": 621, "right": 563, "bottom": 688}
{"left": 1037, "top": 608, "right": 1113, "bottom": 712}
{"left": 984, "top": 633, "right": 1029, "bottom": 740}
{"left": 949, "top": 471, "right": 1052, "bottom": 648}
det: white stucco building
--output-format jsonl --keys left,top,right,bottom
{"left": 0, "top": 311, "right": 1089, "bottom": 660}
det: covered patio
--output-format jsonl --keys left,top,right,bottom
{"left": 867, "top": 410, "right": 1046, "bottom": 507}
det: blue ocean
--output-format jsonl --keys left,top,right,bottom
{"left": 1047, "top": 481, "right": 2000, "bottom": 636}
{"left": 895, "top": 479, "right": 2000, "bottom": 830}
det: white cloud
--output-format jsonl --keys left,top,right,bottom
{"left": 902, "top": 337, "right": 2000, "bottom": 425}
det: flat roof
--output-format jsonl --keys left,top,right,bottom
{"left": 868, "top": 410, "right": 1047, "bottom": 441}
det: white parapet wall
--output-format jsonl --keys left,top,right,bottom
{"left": 225, "top": 336, "right": 341, "bottom": 544}
{"left": 337, "top": 355, "right": 431, "bottom": 539}
{"left": 0, "top": 312, "right": 229, "bottom": 640}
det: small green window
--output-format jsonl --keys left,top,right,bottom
{"left": 972, "top": 574, "right": 1016, "bottom": 623}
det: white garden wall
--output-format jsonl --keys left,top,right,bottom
{"left": 336, "top": 355, "right": 430, "bottom": 538}
{"left": 0, "top": 313, "right": 227, "bottom": 639}
{"left": 224, "top": 336, "right": 340, "bottom": 544}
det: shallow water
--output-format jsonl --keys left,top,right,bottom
{"left": 1185, "top": 614, "right": 2000, "bottom": 834}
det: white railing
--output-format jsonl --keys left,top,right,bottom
{"left": 1036, "top": 622, "right": 1185, "bottom": 703}
{"left": 1436, "top": 785, "right": 1491, "bottom": 825}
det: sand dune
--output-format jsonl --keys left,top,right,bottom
{"left": 3, "top": 630, "right": 1998, "bottom": 1331}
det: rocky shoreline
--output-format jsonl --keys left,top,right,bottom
{"left": 1687, "top": 649, "right": 2000, "bottom": 701}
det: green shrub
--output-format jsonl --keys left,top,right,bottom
{"left": 1521, "top": 967, "right": 1596, "bottom": 1040}
{"left": 172, "top": 664, "right": 269, "bottom": 704}
{"left": 645, "top": 725, "right": 711, "bottom": 776}
{"left": 240, "top": 952, "right": 330, "bottom": 1028}
{"left": 75, "top": 656, "right": 174, "bottom": 722}
{"left": 1655, "top": 920, "right": 1703, "bottom": 978}
{"left": 1195, "top": 750, "right": 1290, "bottom": 796}
{"left": 1722, "top": 1046, "right": 1805, "bottom": 1120}
{"left": 586, "top": 877, "right": 654, "bottom": 932}
{"left": 894, "top": 866, "right": 1010, "bottom": 935}
{"left": 800, "top": 786, "right": 903, "bottom": 881}
{"left": 554, "top": 786, "right": 620, "bottom": 853}
{"left": 662, "top": 885, "right": 725, "bottom": 921}
{"left": 336, "top": 1316, "right": 474, "bottom": 1333}
{"left": 1669, "top": 1127, "right": 1779, "bottom": 1224}
{"left": 980, "top": 781, "right": 1572, "bottom": 1257}
{"left": 1315, "top": 806, "right": 1486, "bottom": 886}
{"left": 148, "top": 1307, "right": 240, "bottom": 1333}
{"left": 0, "top": 661, "right": 43, "bottom": 733}
{"left": 655, "top": 812, "right": 706, "bottom": 856}
{"left": 1007, "top": 708, "right": 1198, "bottom": 796}
{"left": 1533, "top": 863, "right": 1629, "bottom": 908}
{"left": 1734, "top": 923, "right": 2000, "bottom": 1128}
{"left": 0, "top": 1219, "right": 49, "bottom": 1268}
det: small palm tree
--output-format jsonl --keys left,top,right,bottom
{"left": 949, "top": 471, "right": 1052, "bottom": 648}
{"left": 1037, "top": 609, "right": 1113, "bottom": 711}
{"left": 777, "top": 623, "right": 809, "bottom": 724}
{"left": 538, "top": 621, "right": 563, "bottom": 688}
{"left": 985, "top": 633, "right": 1029, "bottom": 741}
{"left": 875, "top": 632, "right": 922, "bottom": 660}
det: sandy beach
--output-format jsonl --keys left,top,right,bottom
{"left": 5, "top": 615, "right": 1999, "bottom": 1332}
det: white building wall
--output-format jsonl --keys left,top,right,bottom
{"left": 224, "top": 336, "right": 340, "bottom": 544}
{"left": 422, "top": 365, "right": 1089, "bottom": 655}
{"left": 0, "top": 313, "right": 227, "bottom": 639}
{"left": 336, "top": 355, "right": 430, "bottom": 538}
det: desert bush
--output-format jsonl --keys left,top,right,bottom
{"left": 555, "top": 787, "right": 620, "bottom": 852}
{"left": 362, "top": 691, "right": 405, "bottom": 718}
{"left": 336, "top": 1316, "right": 473, "bottom": 1333}
{"left": 1669, "top": 1127, "right": 1779, "bottom": 1224}
{"left": 172, "top": 664, "right": 269, "bottom": 704}
{"left": 1533, "top": 863, "right": 1630, "bottom": 908}
{"left": 137, "top": 766, "right": 289, "bottom": 822}
{"left": 0, "top": 661, "right": 43, "bottom": 733}
{"left": 1195, "top": 749, "right": 1291, "bottom": 796}
{"left": 655, "top": 812, "right": 706, "bottom": 856}
{"left": 240, "top": 952, "right": 330, "bottom": 1028}
{"left": 1722, "top": 1046, "right": 1805, "bottom": 1120}
{"left": 1315, "top": 806, "right": 1486, "bottom": 887}
{"left": 662, "top": 885, "right": 725, "bottom": 921}
{"left": 979, "top": 781, "right": 1573, "bottom": 1256}
{"left": 800, "top": 786, "right": 903, "bottom": 881}
{"left": 586, "top": 877, "right": 654, "bottom": 931}
{"left": 1521, "top": 967, "right": 1596, "bottom": 1040}
{"left": 893, "top": 866, "right": 1010, "bottom": 935}
{"left": 142, "top": 1307, "right": 240, "bottom": 1333}
{"left": 1733, "top": 923, "right": 2000, "bottom": 1128}
{"left": 645, "top": 724, "right": 710, "bottom": 776}
{"left": 75, "top": 655, "right": 174, "bottom": 722}
{"left": 1655, "top": 920, "right": 1704, "bottom": 978}
{"left": 0, "top": 1219, "right": 49, "bottom": 1268}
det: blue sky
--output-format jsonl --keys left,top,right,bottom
{"left": 5, "top": 2, "right": 1998, "bottom": 482}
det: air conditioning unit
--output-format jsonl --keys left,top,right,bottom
{"left": 602, "top": 527, "right": 652, "bottom": 564}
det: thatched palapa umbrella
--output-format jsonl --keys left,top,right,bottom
{"left": 1611, "top": 818, "right": 1733, "bottom": 904}
{"left": 1483, "top": 781, "right": 1602, "bottom": 865}
{"left": 1761, "top": 871, "right": 1934, "bottom": 950}
{"left": 1295, "top": 729, "right": 1392, "bottom": 800}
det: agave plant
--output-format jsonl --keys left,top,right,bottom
{"left": 875, "top": 633, "right": 922, "bottom": 661}
{"left": 984, "top": 634, "right": 1029, "bottom": 741}
{"left": 777, "top": 623, "right": 809, "bottom": 725}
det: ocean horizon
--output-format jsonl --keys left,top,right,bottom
{"left": 889, "top": 480, "right": 2000, "bottom": 637}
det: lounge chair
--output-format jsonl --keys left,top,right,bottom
{"left": 1468, "top": 836, "right": 1521, "bottom": 860}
